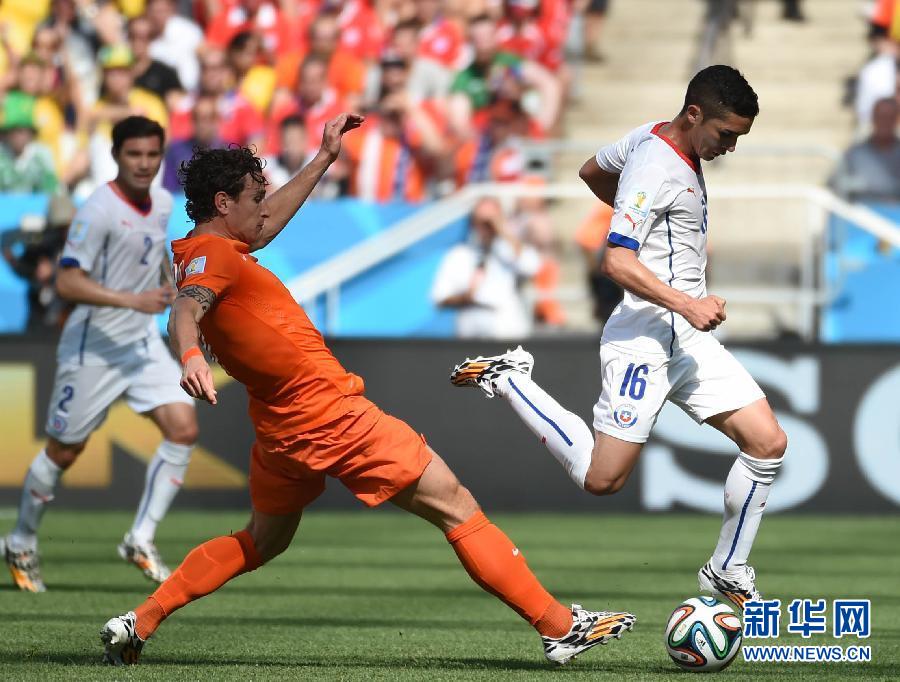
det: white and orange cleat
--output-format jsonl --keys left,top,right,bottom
{"left": 450, "top": 346, "right": 534, "bottom": 398}
{"left": 0, "top": 536, "right": 46, "bottom": 593}
{"left": 118, "top": 534, "right": 171, "bottom": 583}
{"left": 541, "top": 604, "right": 636, "bottom": 665}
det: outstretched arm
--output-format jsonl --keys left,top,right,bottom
{"left": 250, "top": 112, "right": 365, "bottom": 251}
{"left": 168, "top": 284, "right": 218, "bottom": 404}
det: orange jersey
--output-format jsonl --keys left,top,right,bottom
{"left": 171, "top": 234, "right": 365, "bottom": 452}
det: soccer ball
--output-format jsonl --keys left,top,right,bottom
{"left": 664, "top": 596, "right": 742, "bottom": 672}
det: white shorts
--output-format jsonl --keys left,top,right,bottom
{"left": 45, "top": 335, "right": 192, "bottom": 444}
{"left": 592, "top": 335, "right": 765, "bottom": 444}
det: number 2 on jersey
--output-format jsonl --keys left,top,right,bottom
{"left": 139, "top": 235, "right": 153, "bottom": 265}
{"left": 619, "top": 363, "right": 649, "bottom": 400}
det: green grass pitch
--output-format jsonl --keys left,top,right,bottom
{"left": 0, "top": 510, "right": 897, "bottom": 680}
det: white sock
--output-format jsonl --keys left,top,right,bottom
{"left": 129, "top": 440, "right": 191, "bottom": 544}
{"left": 711, "top": 451, "right": 784, "bottom": 575}
{"left": 495, "top": 374, "right": 594, "bottom": 489}
{"left": 8, "top": 449, "right": 62, "bottom": 552}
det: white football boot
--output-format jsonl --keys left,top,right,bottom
{"left": 118, "top": 534, "right": 171, "bottom": 583}
{"left": 101, "top": 611, "right": 145, "bottom": 665}
{"left": 541, "top": 604, "right": 636, "bottom": 665}
{"left": 0, "top": 535, "right": 46, "bottom": 593}
{"left": 698, "top": 561, "right": 761, "bottom": 610}
{"left": 449, "top": 345, "right": 534, "bottom": 398}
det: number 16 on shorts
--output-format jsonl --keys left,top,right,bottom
{"left": 593, "top": 351, "right": 665, "bottom": 443}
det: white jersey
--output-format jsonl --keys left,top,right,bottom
{"left": 58, "top": 182, "right": 173, "bottom": 366}
{"left": 596, "top": 121, "right": 709, "bottom": 356}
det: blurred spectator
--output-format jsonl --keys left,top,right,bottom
{"left": 497, "top": 0, "right": 563, "bottom": 72}
{"left": 454, "top": 99, "right": 528, "bottom": 185}
{"left": 205, "top": 0, "right": 306, "bottom": 61}
{"left": 168, "top": 47, "right": 264, "bottom": 149}
{"left": 226, "top": 30, "right": 276, "bottom": 113}
{"left": 575, "top": 202, "right": 623, "bottom": 324}
{"left": 578, "top": 0, "right": 610, "bottom": 62}
{"left": 162, "top": 95, "right": 222, "bottom": 193}
{"left": 129, "top": 15, "right": 183, "bottom": 108}
{"left": 37, "top": 0, "right": 100, "bottom": 109}
{"left": 267, "top": 54, "right": 344, "bottom": 157}
{"left": 0, "top": 194, "right": 74, "bottom": 334}
{"left": 8, "top": 53, "right": 74, "bottom": 182}
{"left": 448, "top": 14, "right": 561, "bottom": 140}
{"left": 509, "top": 179, "right": 565, "bottom": 328}
{"left": 0, "top": 194, "right": 75, "bottom": 335}
{"left": 408, "top": 1, "right": 465, "bottom": 100}
{"left": 830, "top": 97, "right": 900, "bottom": 203}
{"left": 276, "top": 12, "right": 367, "bottom": 109}
{"left": 264, "top": 115, "right": 310, "bottom": 189}
{"left": 332, "top": 0, "right": 386, "bottom": 62}
{"left": 854, "top": 37, "right": 898, "bottom": 134}
{"left": 431, "top": 196, "right": 541, "bottom": 339}
{"left": 342, "top": 86, "right": 446, "bottom": 202}
{"left": 0, "top": 91, "right": 59, "bottom": 193}
{"left": 146, "top": 0, "right": 203, "bottom": 92}
{"left": 85, "top": 44, "right": 168, "bottom": 190}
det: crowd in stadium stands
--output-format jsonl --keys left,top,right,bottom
{"left": 0, "top": 0, "right": 585, "bottom": 201}
{"left": 838, "top": 0, "right": 900, "bottom": 204}
{"left": 0, "top": 0, "right": 601, "bottom": 335}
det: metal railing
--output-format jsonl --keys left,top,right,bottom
{"left": 287, "top": 183, "right": 900, "bottom": 341}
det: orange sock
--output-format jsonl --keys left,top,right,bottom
{"left": 134, "top": 530, "right": 262, "bottom": 640}
{"left": 446, "top": 511, "right": 572, "bottom": 638}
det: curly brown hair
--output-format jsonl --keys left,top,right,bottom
{"left": 178, "top": 146, "right": 268, "bottom": 224}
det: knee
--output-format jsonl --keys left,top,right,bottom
{"left": 164, "top": 418, "right": 199, "bottom": 446}
{"left": 46, "top": 439, "right": 86, "bottom": 469}
{"left": 583, "top": 474, "right": 627, "bottom": 496}
{"left": 246, "top": 526, "right": 291, "bottom": 564}
{"left": 757, "top": 427, "right": 788, "bottom": 460}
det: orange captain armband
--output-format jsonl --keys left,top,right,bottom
{"left": 181, "top": 346, "right": 203, "bottom": 365}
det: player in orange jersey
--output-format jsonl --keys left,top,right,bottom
{"left": 99, "top": 112, "right": 635, "bottom": 667}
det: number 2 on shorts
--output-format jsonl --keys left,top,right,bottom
{"left": 619, "top": 363, "right": 648, "bottom": 401}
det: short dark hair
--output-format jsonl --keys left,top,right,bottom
{"left": 111, "top": 116, "right": 165, "bottom": 153}
{"left": 280, "top": 114, "right": 305, "bottom": 131}
{"left": 179, "top": 146, "right": 268, "bottom": 224}
{"left": 681, "top": 65, "right": 759, "bottom": 120}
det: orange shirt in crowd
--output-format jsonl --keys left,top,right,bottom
{"left": 575, "top": 202, "right": 614, "bottom": 252}
{"left": 342, "top": 116, "right": 434, "bottom": 202}
{"left": 274, "top": 49, "right": 366, "bottom": 102}
{"left": 172, "top": 234, "right": 366, "bottom": 452}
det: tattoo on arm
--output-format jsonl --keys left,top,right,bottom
{"left": 177, "top": 284, "right": 217, "bottom": 314}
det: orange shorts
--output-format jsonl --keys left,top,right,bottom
{"left": 248, "top": 399, "right": 433, "bottom": 515}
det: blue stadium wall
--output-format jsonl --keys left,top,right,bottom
{"left": 0, "top": 193, "right": 465, "bottom": 337}
{"left": 1, "top": 337, "right": 898, "bottom": 514}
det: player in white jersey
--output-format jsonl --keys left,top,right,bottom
{"left": 0, "top": 117, "right": 198, "bottom": 592}
{"left": 450, "top": 66, "right": 787, "bottom": 609}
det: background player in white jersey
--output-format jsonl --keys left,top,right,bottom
{"left": 451, "top": 66, "right": 787, "bottom": 609}
{"left": 0, "top": 117, "right": 198, "bottom": 592}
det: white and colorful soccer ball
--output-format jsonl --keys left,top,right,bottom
{"left": 664, "top": 596, "right": 742, "bottom": 672}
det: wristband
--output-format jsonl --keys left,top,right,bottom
{"left": 181, "top": 346, "right": 203, "bottom": 365}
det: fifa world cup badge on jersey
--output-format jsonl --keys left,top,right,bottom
{"left": 185, "top": 256, "right": 206, "bottom": 277}
{"left": 628, "top": 191, "right": 650, "bottom": 218}
{"left": 67, "top": 220, "right": 89, "bottom": 245}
